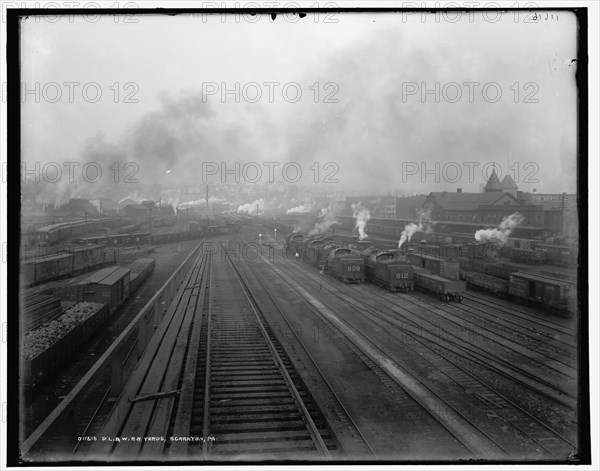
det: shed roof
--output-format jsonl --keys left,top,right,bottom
{"left": 427, "top": 192, "right": 516, "bottom": 211}
{"left": 78, "top": 266, "right": 129, "bottom": 285}
{"left": 100, "top": 268, "right": 130, "bottom": 286}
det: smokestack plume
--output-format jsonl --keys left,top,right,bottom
{"left": 351, "top": 202, "right": 371, "bottom": 240}
{"left": 474, "top": 212, "right": 524, "bottom": 245}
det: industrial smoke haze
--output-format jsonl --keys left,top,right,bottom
{"left": 474, "top": 212, "right": 525, "bottom": 245}
{"left": 237, "top": 198, "right": 265, "bottom": 216}
{"left": 309, "top": 203, "right": 342, "bottom": 236}
{"left": 351, "top": 203, "right": 371, "bottom": 240}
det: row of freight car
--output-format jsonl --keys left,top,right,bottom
{"left": 411, "top": 240, "right": 577, "bottom": 266}
{"left": 286, "top": 231, "right": 576, "bottom": 315}
{"left": 22, "top": 259, "right": 156, "bottom": 388}
{"left": 21, "top": 245, "right": 112, "bottom": 286}
{"left": 464, "top": 271, "right": 576, "bottom": 314}
{"left": 285, "top": 233, "right": 467, "bottom": 301}
{"left": 35, "top": 218, "right": 123, "bottom": 245}
{"left": 78, "top": 224, "right": 239, "bottom": 247}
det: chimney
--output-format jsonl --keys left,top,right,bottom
{"left": 457, "top": 188, "right": 462, "bottom": 193}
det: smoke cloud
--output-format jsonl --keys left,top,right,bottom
{"left": 398, "top": 206, "right": 433, "bottom": 248}
{"left": 474, "top": 212, "right": 524, "bottom": 245}
{"left": 237, "top": 198, "right": 265, "bottom": 216}
{"left": 286, "top": 204, "right": 313, "bottom": 215}
{"left": 309, "top": 202, "right": 343, "bottom": 236}
{"left": 351, "top": 202, "right": 371, "bottom": 240}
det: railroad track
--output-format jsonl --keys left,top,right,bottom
{"left": 444, "top": 294, "right": 577, "bottom": 365}
{"left": 260, "top": 248, "right": 576, "bottom": 458}
{"left": 74, "top": 244, "right": 340, "bottom": 461}
{"left": 401, "top": 293, "right": 578, "bottom": 381}
{"left": 169, "top": 248, "right": 337, "bottom": 459}
{"left": 462, "top": 292, "right": 577, "bottom": 340}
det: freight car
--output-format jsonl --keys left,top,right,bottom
{"left": 464, "top": 272, "right": 510, "bottom": 296}
{"left": 406, "top": 252, "right": 460, "bottom": 280}
{"left": 511, "top": 248, "right": 545, "bottom": 265}
{"left": 21, "top": 245, "right": 108, "bottom": 286}
{"left": 530, "top": 243, "right": 578, "bottom": 266}
{"left": 415, "top": 270, "right": 466, "bottom": 302}
{"left": 509, "top": 272, "right": 576, "bottom": 314}
{"left": 458, "top": 242, "right": 502, "bottom": 261}
{"left": 361, "top": 249, "right": 414, "bottom": 292}
{"left": 36, "top": 218, "right": 119, "bottom": 245}
{"left": 324, "top": 247, "right": 365, "bottom": 284}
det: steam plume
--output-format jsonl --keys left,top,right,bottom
{"left": 351, "top": 203, "right": 371, "bottom": 240}
{"left": 237, "top": 198, "right": 265, "bottom": 216}
{"left": 474, "top": 212, "right": 524, "bottom": 245}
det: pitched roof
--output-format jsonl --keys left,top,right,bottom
{"left": 501, "top": 174, "right": 518, "bottom": 190}
{"left": 484, "top": 168, "right": 503, "bottom": 191}
{"left": 427, "top": 192, "right": 516, "bottom": 211}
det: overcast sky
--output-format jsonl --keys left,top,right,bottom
{"left": 21, "top": 10, "right": 579, "bottom": 199}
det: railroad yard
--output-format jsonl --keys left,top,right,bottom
{"left": 19, "top": 223, "right": 581, "bottom": 462}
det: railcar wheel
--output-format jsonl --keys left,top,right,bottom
{"left": 443, "top": 294, "right": 449, "bottom": 302}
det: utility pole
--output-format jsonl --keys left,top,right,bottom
{"left": 149, "top": 205, "right": 152, "bottom": 246}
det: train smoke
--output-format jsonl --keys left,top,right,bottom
{"left": 309, "top": 203, "right": 341, "bottom": 236}
{"left": 474, "top": 212, "right": 524, "bottom": 245}
{"left": 398, "top": 222, "right": 422, "bottom": 248}
{"left": 351, "top": 203, "right": 371, "bottom": 240}
{"left": 178, "top": 196, "right": 227, "bottom": 209}
{"left": 397, "top": 207, "right": 433, "bottom": 248}
{"left": 286, "top": 204, "right": 313, "bottom": 215}
{"left": 237, "top": 198, "right": 265, "bottom": 216}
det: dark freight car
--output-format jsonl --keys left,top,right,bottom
{"left": 465, "top": 272, "right": 510, "bottom": 296}
{"left": 415, "top": 271, "right": 466, "bottom": 302}
{"left": 511, "top": 248, "right": 545, "bottom": 265}
{"left": 531, "top": 243, "right": 578, "bottom": 266}
{"left": 509, "top": 272, "right": 576, "bottom": 314}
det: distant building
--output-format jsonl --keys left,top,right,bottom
{"left": 121, "top": 203, "right": 149, "bottom": 218}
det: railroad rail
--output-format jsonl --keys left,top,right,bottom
{"left": 258, "top": 241, "right": 576, "bottom": 458}
{"left": 77, "top": 246, "right": 338, "bottom": 461}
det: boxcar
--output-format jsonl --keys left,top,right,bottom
{"left": 509, "top": 272, "right": 576, "bottom": 314}
{"left": 415, "top": 271, "right": 466, "bottom": 302}
{"left": 511, "top": 248, "right": 545, "bottom": 265}
{"left": 531, "top": 243, "right": 578, "bottom": 266}
{"left": 465, "top": 272, "right": 510, "bottom": 296}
